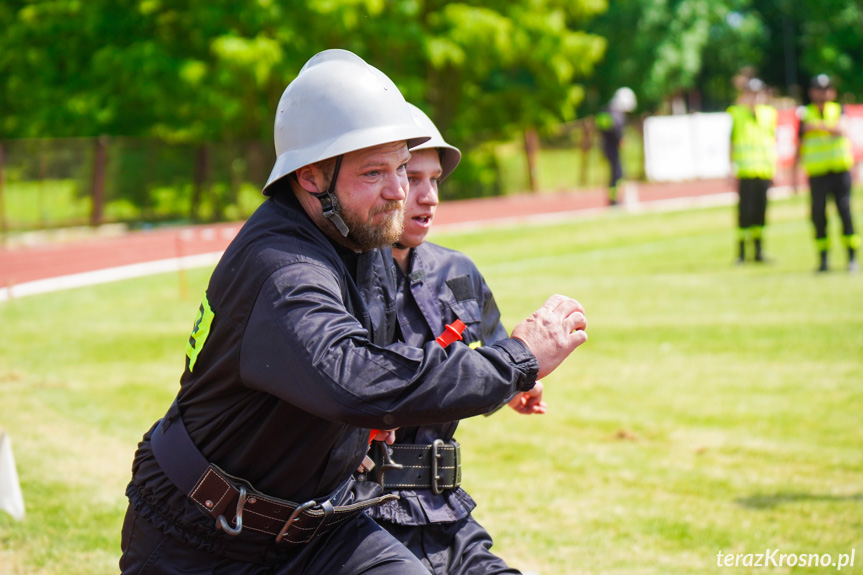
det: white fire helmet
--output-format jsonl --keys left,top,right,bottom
{"left": 610, "top": 87, "right": 637, "bottom": 113}
{"left": 406, "top": 103, "right": 462, "bottom": 182}
{"left": 263, "top": 49, "right": 430, "bottom": 195}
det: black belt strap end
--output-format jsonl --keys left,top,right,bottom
{"left": 150, "top": 402, "right": 213, "bottom": 498}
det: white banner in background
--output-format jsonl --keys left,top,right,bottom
{"left": 692, "top": 113, "right": 733, "bottom": 178}
{"left": 644, "top": 113, "right": 732, "bottom": 182}
{"left": 844, "top": 104, "right": 863, "bottom": 161}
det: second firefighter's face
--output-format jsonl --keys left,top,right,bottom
{"left": 399, "top": 148, "right": 441, "bottom": 249}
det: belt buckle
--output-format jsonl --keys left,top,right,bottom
{"left": 430, "top": 439, "right": 445, "bottom": 495}
{"left": 430, "top": 440, "right": 461, "bottom": 494}
{"left": 275, "top": 500, "right": 317, "bottom": 544}
{"left": 452, "top": 440, "right": 461, "bottom": 490}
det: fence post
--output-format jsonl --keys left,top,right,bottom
{"left": 38, "top": 145, "right": 47, "bottom": 226}
{"left": 0, "top": 142, "right": 7, "bottom": 245}
{"left": 91, "top": 135, "right": 108, "bottom": 227}
{"left": 580, "top": 119, "right": 594, "bottom": 187}
{"left": 191, "top": 144, "right": 210, "bottom": 222}
{"left": 524, "top": 127, "right": 540, "bottom": 193}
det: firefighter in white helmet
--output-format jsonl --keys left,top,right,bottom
{"left": 120, "top": 49, "right": 588, "bottom": 574}
{"left": 596, "top": 87, "right": 637, "bottom": 206}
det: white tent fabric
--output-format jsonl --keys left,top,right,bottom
{"left": 0, "top": 431, "right": 25, "bottom": 521}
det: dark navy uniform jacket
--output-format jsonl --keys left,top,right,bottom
{"left": 367, "top": 242, "right": 511, "bottom": 526}
{"left": 125, "top": 190, "right": 538, "bottom": 558}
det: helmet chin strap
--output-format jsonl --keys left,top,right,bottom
{"left": 313, "top": 155, "right": 350, "bottom": 237}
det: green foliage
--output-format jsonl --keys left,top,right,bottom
{"left": 0, "top": 0, "right": 177, "bottom": 138}
{"left": 796, "top": 0, "right": 863, "bottom": 96}
{"left": 585, "top": 0, "right": 747, "bottom": 112}
{"left": 639, "top": 1, "right": 725, "bottom": 102}
{"left": 5, "top": 0, "right": 863, "bottom": 201}
{"left": 582, "top": 0, "right": 863, "bottom": 111}
{"left": 0, "top": 1, "right": 606, "bottom": 140}
{"left": 419, "top": 2, "right": 607, "bottom": 139}
{"left": 726, "top": 0, "right": 863, "bottom": 101}
{"left": 0, "top": 1, "right": 607, "bottom": 196}
{"left": 699, "top": 5, "right": 767, "bottom": 108}
{"left": 441, "top": 142, "right": 503, "bottom": 200}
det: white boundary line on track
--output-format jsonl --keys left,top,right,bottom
{"left": 0, "top": 186, "right": 797, "bottom": 302}
{"left": 0, "top": 252, "right": 223, "bottom": 302}
{"left": 433, "top": 186, "right": 795, "bottom": 234}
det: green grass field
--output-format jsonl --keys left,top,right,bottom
{"left": 1, "top": 191, "right": 861, "bottom": 574}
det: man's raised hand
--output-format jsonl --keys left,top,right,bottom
{"left": 511, "top": 294, "right": 587, "bottom": 380}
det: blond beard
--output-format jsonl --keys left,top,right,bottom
{"left": 334, "top": 195, "right": 405, "bottom": 252}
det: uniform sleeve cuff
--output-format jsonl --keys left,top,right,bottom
{"left": 496, "top": 338, "right": 539, "bottom": 392}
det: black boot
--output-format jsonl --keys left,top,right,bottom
{"left": 736, "top": 240, "right": 745, "bottom": 264}
{"left": 817, "top": 250, "right": 829, "bottom": 273}
{"left": 754, "top": 239, "right": 764, "bottom": 262}
{"left": 849, "top": 248, "right": 859, "bottom": 273}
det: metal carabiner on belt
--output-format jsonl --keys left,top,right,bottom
{"left": 216, "top": 485, "right": 247, "bottom": 536}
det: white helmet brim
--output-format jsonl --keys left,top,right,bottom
{"left": 406, "top": 103, "right": 461, "bottom": 182}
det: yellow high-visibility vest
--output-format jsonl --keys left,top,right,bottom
{"left": 800, "top": 102, "right": 854, "bottom": 176}
{"left": 728, "top": 104, "right": 777, "bottom": 179}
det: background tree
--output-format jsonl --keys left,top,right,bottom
{"left": 0, "top": 0, "right": 171, "bottom": 138}
{"left": 1, "top": 0, "right": 607, "bottom": 200}
{"left": 4, "top": 0, "right": 862, "bottom": 211}
{"left": 583, "top": 0, "right": 752, "bottom": 113}
{"left": 584, "top": 0, "right": 863, "bottom": 115}
{"left": 767, "top": 0, "right": 863, "bottom": 100}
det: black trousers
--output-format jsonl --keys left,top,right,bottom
{"left": 809, "top": 170, "right": 855, "bottom": 241}
{"left": 378, "top": 515, "right": 521, "bottom": 575}
{"left": 119, "top": 505, "right": 429, "bottom": 575}
{"left": 604, "top": 144, "right": 623, "bottom": 190}
{"left": 737, "top": 177, "right": 770, "bottom": 230}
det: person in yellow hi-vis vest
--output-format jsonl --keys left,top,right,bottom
{"left": 728, "top": 77, "right": 777, "bottom": 263}
{"left": 798, "top": 74, "right": 859, "bottom": 273}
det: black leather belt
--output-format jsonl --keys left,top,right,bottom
{"left": 150, "top": 401, "right": 397, "bottom": 544}
{"left": 368, "top": 440, "right": 462, "bottom": 494}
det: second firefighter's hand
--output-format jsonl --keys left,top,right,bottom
{"left": 370, "top": 429, "right": 397, "bottom": 445}
{"left": 508, "top": 381, "right": 546, "bottom": 415}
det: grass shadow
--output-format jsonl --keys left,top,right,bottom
{"left": 736, "top": 492, "right": 863, "bottom": 510}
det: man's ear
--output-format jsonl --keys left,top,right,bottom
{"left": 294, "top": 164, "right": 323, "bottom": 194}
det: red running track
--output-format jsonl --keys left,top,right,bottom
{"left": 0, "top": 179, "right": 733, "bottom": 287}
